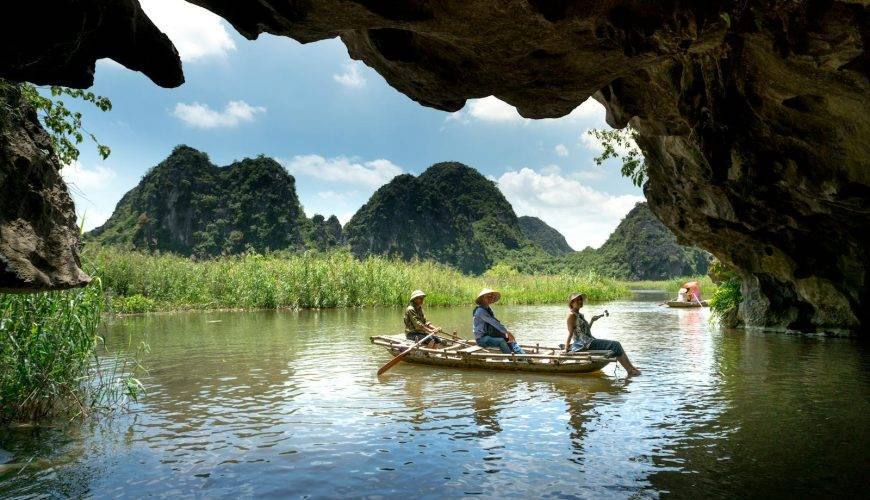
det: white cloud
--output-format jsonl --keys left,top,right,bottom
{"left": 333, "top": 62, "right": 367, "bottom": 88}
{"left": 497, "top": 167, "right": 644, "bottom": 249}
{"left": 467, "top": 96, "right": 525, "bottom": 123}
{"left": 554, "top": 144, "right": 569, "bottom": 157}
{"left": 61, "top": 161, "right": 116, "bottom": 191}
{"left": 59, "top": 162, "right": 119, "bottom": 231}
{"left": 172, "top": 101, "right": 266, "bottom": 128}
{"left": 573, "top": 169, "right": 606, "bottom": 180}
{"left": 445, "top": 96, "right": 605, "bottom": 125}
{"left": 282, "top": 155, "right": 403, "bottom": 188}
{"left": 140, "top": 0, "right": 236, "bottom": 62}
{"left": 77, "top": 209, "right": 112, "bottom": 232}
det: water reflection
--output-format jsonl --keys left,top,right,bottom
{"left": 1, "top": 302, "right": 867, "bottom": 497}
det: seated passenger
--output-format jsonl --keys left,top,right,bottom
{"left": 677, "top": 287, "right": 688, "bottom": 302}
{"left": 404, "top": 290, "right": 443, "bottom": 347}
{"left": 564, "top": 292, "right": 641, "bottom": 376}
{"left": 472, "top": 288, "right": 525, "bottom": 355}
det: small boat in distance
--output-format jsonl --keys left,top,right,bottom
{"left": 666, "top": 300, "right": 710, "bottom": 308}
{"left": 370, "top": 335, "right": 615, "bottom": 374}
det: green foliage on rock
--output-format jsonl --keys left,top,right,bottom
{"left": 0, "top": 79, "right": 111, "bottom": 164}
{"left": 517, "top": 216, "right": 574, "bottom": 256}
{"left": 588, "top": 126, "right": 645, "bottom": 187}
{"left": 87, "top": 145, "right": 333, "bottom": 257}
{"left": 306, "top": 214, "right": 343, "bottom": 252}
{"left": 708, "top": 259, "right": 743, "bottom": 326}
{"left": 343, "top": 162, "right": 549, "bottom": 274}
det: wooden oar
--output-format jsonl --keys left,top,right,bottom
{"left": 376, "top": 330, "right": 457, "bottom": 376}
{"left": 438, "top": 330, "right": 473, "bottom": 346}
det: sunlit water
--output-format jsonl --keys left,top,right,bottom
{"left": 2, "top": 293, "right": 868, "bottom": 498}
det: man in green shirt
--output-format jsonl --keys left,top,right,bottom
{"left": 404, "top": 289, "right": 444, "bottom": 347}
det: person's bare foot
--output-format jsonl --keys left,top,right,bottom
{"left": 628, "top": 367, "right": 641, "bottom": 376}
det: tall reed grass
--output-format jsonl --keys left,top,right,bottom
{"left": 85, "top": 246, "right": 632, "bottom": 312}
{"left": 622, "top": 275, "right": 717, "bottom": 296}
{"left": 0, "top": 278, "right": 145, "bottom": 423}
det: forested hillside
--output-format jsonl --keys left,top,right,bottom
{"left": 88, "top": 145, "right": 340, "bottom": 256}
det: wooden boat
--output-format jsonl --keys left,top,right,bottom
{"left": 666, "top": 300, "right": 709, "bottom": 308}
{"left": 370, "top": 335, "right": 615, "bottom": 374}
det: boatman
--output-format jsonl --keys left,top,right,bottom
{"left": 404, "top": 290, "right": 444, "bottom": 347}
{"left": 472, "top": 288, "right": 526, "bottom": 355}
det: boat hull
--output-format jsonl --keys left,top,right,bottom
{"left": 666, "top": 300, "right": 709, "bottom": 308}
{"left": 372, "top": 336, "right": 614, "bottom": 374}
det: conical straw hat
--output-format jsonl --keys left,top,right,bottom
{"left": 476, "top": 288, "right": 501, "bottom": 304}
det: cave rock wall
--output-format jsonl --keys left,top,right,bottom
{"left": 1, "top": 0, "right": 866, "bottom": 332}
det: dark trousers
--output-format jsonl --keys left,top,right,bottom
{"left": 405, "top": 332, "right": 444, "bottom": 344}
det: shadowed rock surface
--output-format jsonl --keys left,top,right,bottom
{"left": 0, "top": 84, "right": 90, "bottom": 291}
{"left": 0, "top": 0, "right": 183, "bottom": 88}
{"left": 2, "top": 1, "right": 867, "bottom": 331}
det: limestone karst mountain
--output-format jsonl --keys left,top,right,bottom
{"left": 88, "top": 145, "right": 341, "bottom": 255}
{"left": 343, "top": 161, "right": 539, "bottom": 274}
{"left": 559, "top": 203, "right": 711, "bottom": 280}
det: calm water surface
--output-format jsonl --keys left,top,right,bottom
{"left": 2, "top": 294, "right": 868, "bottom": 498}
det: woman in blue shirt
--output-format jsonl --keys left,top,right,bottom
{"left": 472, "top": 288, "right": 525, "bottom": 355}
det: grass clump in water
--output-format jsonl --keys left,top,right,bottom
{"left": 85, "top": 246, "right": 631, "bottom": 311}
{"left": 1, "top": 279, "right": 146, "bottom": 424}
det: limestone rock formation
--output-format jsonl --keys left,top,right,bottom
{"left": 89, "top": 146, "right": 311, "bottom": 256}
{"left": 343, "top": 162, "right": 533, "bottom": 274}
{"left": 517, "top": 216, "right": 573, "bottom": 256}
{"left": 560, "top": 202, "right": 711, "bottom": 280}
{"left": 0, "top": 83, "right": 90, "bottom": 291}
{"left": 0, "top": 0, "right": 183, "bottom": 88}
{"left": 1, "top": 1, "right": 866, "bottom": 332}
{"left": 306, "top": 215, "right": 344, "bottom": 252}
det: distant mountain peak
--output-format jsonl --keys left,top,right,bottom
{"left": 88, "top": 147, "right": 342, "bottom": 256}
{"left": 343, "top": 161, "right": 539, "bottom": 274}
{"left": 558, "top": 201, "right": 710, "bottom": 280}
{"left": 517, "top": 216, "right": 573, "bottom": 256}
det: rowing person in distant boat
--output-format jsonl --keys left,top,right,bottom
{"left": 404, "top": 289, "right": 444, "bottom": 348}
{"left": 472, "top": 288, "right": 526, "bottom": 355}
{"left": 564, "top": 292, "right": 641, "bottom": 376}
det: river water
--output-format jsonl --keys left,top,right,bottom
{"left": 1, "top": 293, "right": 868, "bottom": 498}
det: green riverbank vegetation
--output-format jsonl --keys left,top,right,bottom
{"left": 86, "top": 246, "right": 637, "bottom": 313}
{"left": 624, "top": 276, "right": 716, "bottom": 294}
{"left": 0, "top": 279, "right": 143, "bottom": 424}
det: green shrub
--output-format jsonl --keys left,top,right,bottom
{"left": 112, "top": 294, "right": 157, "bottom": 313}
{"left": 709, "top": 278, "right": 742, "bottom": 327}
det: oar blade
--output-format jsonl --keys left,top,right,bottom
{"left": 376, "top": 332, "right": 434, "bottom": 376}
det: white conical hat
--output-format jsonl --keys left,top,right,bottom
{"left": 476, "top": 288, "right": 501, "bottom": 304}
{"left": 410, "top": 289, "right": 427, "bottom": 301}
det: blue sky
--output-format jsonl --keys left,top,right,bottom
{"left": 61, "top": 0, "right": 643, "bottom": 250}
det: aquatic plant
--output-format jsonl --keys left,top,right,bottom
{"left": 0, "top": 279, "right": 144, "bottom": 423}
{"left": 85, "top": 245, "right": 631, "bottom": 311}
{"left": 707, "top": 259, "right": 742, "bottom": 326}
